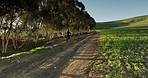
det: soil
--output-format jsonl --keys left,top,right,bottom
{"left": 0, "top": 33, "right": 100, "bottom": 78}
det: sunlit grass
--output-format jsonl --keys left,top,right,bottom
{"left": 0, "top": 47, "right": 48, "bottom": 59}
{"left": 0, "top": 42, "right": 64, "bottom": 59}
{"left": 96, "top": 25, "right": 148, "bottom": 77}
{"left": 87, "top": 30, "right": 96, "bottom": 35}
{"left": 53, "top": 44, "right": 61, "bottom": 47}
{"left": 38, "top": 38, "right": 46, "bottom": 40}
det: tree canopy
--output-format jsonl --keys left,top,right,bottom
{"left": 0, "top": 0, "right": 96, "bottom": 53}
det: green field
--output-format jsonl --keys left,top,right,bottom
{"left": 96, "top": 15, "right": 148, "bottom": 78}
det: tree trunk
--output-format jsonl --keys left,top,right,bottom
{"left": 45, "top": 31, "right": 49, "bottom": 38}
{"left": 50, "top": 31, "right": 53, "bottom": 39}
{"left": 1, "top": 31, "right": 10, "bottom": 53}
{"left": 1, "top": 14, "right": 14, "bottom": 53}
{"left": 4, "top": 34, "right": 10, "bottom": 52}
{"left": 12, "top": 38, "right": 17, "bottom": 49}
{"left": 1, "top": 36, "right": 5, "bottom": 53}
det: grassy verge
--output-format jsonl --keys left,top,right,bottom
{"left": 0, "top": 31, "right": 95, "bottom": 59}
{"left": 96, "top": 25, "right": 148, "bottom": 77}
{"left": 0, "top": 38, "right": 51, "bottom": 57}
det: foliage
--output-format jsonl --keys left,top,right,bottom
{"left": 0, "top": 0, "right": 96, "bottom": 53}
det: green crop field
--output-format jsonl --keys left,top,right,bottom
{"left": 96, "top": 15, "right": 148, "bottom": 78}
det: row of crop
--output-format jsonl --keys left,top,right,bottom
{"left": 96, "top": 28, "right": 148, "bottom": 78}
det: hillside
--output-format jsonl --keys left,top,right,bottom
{"left": 118, "top": 15, "right": 148, "bottom": 24}
{"left": 96, "top": 15, "right": 148, "bottom": 29}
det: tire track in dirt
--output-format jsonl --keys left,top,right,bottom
{"left": 0, "top": 33, "right": 99, "bottom": 78}
{"left": 57, "top": 33, "right": 99, "bottom": 78}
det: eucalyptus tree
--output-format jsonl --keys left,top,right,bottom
{"left": 81, "top": 11, "right": 96, "bottom": 30}
{"left": 0, "top": 0, "right": 41, "bottom": 52}
{"left": 44, "top": 0, "right": 95, "bottom": 37}
{"left": 0, "top": 0, "right": 96, "bottom": 53}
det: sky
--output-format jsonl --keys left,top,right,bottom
{"left": 79, "top": 0, "right": 148, "bottom": 22}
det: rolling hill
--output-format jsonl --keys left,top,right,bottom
{"left": 96, "top": 15, "right": 148, "bottom": 29}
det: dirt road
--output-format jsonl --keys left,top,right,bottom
{"left": 0, "top": 33, "right": 99, "bottom": 78}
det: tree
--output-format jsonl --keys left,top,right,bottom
{"left": 0, "top": 0, "right": 96, "bottom": 53}
{"left": 0, "top": 0, "right": 41, "bottom": 53}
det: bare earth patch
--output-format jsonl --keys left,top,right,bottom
{"left": 0, "top": 33, "right": 99, "bottom": 78}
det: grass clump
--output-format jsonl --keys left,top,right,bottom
{"left": 0, "top": 47, "right": 48, "bottom": 59}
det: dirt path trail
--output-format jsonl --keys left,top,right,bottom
{"left": 58, "top": 34, "right": 98, "bottom": 78}
{"left": 0, "top": 33, "right": 99, "bottom": 78}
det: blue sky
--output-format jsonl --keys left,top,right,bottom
{"left": 79, "top": 0, "right": 148, "bottom": 22}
